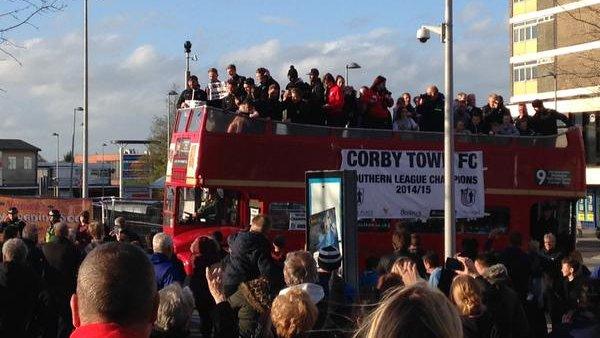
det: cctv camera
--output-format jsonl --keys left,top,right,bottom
{"left": 417, "top": 27, "right": 431, "bottom": 43}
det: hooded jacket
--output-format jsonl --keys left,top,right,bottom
{"left": 223, "top": 231, "right": 281, "bottom": 293}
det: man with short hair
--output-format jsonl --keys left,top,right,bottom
{"left": 177, "top": 75, "right": 208, "bottom": 108}
{"left": 69, "top": 242, "right": 159, "bottom": 338}
{"left": 113, "top": 216, "right": 141, "bottom": 245}
{"left": 499, "top": 232, "right": 531, "bottom": 302}
{"left": 223, "top": 215, "right": 281, "bottom": 296}
{"left": 453, "top": 92, "right": 472, "bottom": 128}
{"left": 226, "top": 64, "right": 246, "bottom": 97}
{"left": 306, "top": 68, "right": 325, "bottom": 106}
{"left": 205, "top": 67, "right": 226, "bottom": 107}
{"left": 255, "top": 67, "right": 279, "bottom": 101}
{"left": 422, "top": 250, "right": 442, "bottom": 289}
{"left": 0, "top": 207, "right": 26, "bottom": 235}
{"left": 417, "top": 85, "right": 445, "bottom": 132}
{"left": 21, "top": 223, "right": 47, "bottom": 276}
{"left": 531, "top": 99, "right": 571, "bottom": 135}
{"left": 42, "top": 222, "right": 81, "bottom": 338}
{"left": 150, "top": 232, "right": 185, "bottom": 290}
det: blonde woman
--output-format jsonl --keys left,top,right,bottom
{"left": 355, "top": 282, "right": 462, "bottom": 338}
{"left": 450, "top": 275, "right": 495, "bottom": 338}
{"left": 271, "top": 288, "right": 318, "bottom": 338}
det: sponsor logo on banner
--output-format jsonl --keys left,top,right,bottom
{"left": 340, "top": 149, "right": 485, "bottom": 219}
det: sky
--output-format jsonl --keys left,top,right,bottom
{"left": 0, "top": 0, "right": 510, "bottom": 160}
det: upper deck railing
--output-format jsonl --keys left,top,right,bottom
{"left": 173, "top": 106, "right": 579, "bottom": 149}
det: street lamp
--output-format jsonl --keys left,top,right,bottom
{"left": 102, "top": 142, "right": 107, "bottom": 197}
{"left": 417, "top": 0, "right": 455, "bottom": 258}
{"left": 71, "top": 106, "right": 84, "bottom": 196}
{"left": 167, "top": 90, "right": 178, "bottom": 147}
{"left": 184, "top": 41, "right": 192, "bottom": 88}
{"left": 345, "top": 62, "right": 361, "bottom": 87}
{"left": 82, "top": 0, "right": 89, "bottom": 198}
{"left": 52, "top": 133, "right": 60, "bottom": 197}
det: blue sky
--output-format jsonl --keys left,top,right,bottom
{"left": 1, "top": 0, "right": 510, "bottom": 159}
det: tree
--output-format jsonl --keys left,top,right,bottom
{"left": 63, "top": 150, "right": 73, "bottom": 163}
{"left": 1, "top": 1, "right": 65, "bottom": 66}
{"left": 144, "top": 115, "right": 168, "bottom": 183}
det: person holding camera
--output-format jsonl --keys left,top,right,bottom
{"left": 360, "top": 75, "right": 393, "bottom": 129}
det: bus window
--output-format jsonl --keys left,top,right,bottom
{"left": 269, "top": 203, "right": 305, "bottom": 231}
{"left": 458, "top": 207, "right": 510, "bottom": 234}
{"left": 187, "top": 109, "right": 203, "bottom": 132}
{"left": 165, "top": 187, "right": 175, "bottom": 212}
{"left": 177, "top": 109, "right": 191, "bottom": 132}
{"left": 403, "top": 207, "right": 510, "bottom": 235}
{"left": 206, "top": 109, "right": 236, "bottom": 133}
{"left": 177, "top": 187, "right": 239, "bottom": 226}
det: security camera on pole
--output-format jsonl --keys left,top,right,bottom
{"left": 416, "top": 0, "right": 455, "bottom": 258}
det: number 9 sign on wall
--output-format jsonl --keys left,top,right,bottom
{"left": 340, "top": 149, "right": 485, "bottom": 219}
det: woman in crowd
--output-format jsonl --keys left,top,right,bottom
{"left": 360, "top": 75, "right": 393, "bottom": 129}
{"left": 323, "top": 73, "right": 345, "bottom": 127}
{"left": 152, "top": 283, "right": 196, "bottom": 338}
{"left": 189, "top": 235, "right": 222, "bottom": 336}
{"left": 450, "top": 275, "right": 495, "bottom": 338}
{"left": 228, "top": 276, "right": 274, "bottom": 338}
{"left": 392, "top": 106, "right": 418, "bottom": 131}
{"left": 354, "top": 282, "right": 463, "bottom": 338}
{"left": 271, "top": 288, "right": 318, "bottom": 338}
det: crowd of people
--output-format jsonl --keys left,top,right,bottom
{"left": 1, "top": 206, "right": 599, "bottom": 338}
{"left": 177, "top": 64, "right": 572, "bottom": 135}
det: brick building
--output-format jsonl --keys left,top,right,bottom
{"left": 510, "top": 0, "right": 600, "bottom": 229}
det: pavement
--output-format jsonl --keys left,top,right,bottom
{"left": 577, "top": 227, "right": 600, "bottom": 269}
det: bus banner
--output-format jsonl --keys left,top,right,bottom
{"left": 340, "top": 149, "right": 484, "bottom": 219}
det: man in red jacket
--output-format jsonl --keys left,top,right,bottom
{"left": 69, "top": 243, "right": 158, "bottom": 338}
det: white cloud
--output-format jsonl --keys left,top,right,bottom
{"left": 259, "top": 15, "right": 297, "bottom": 27}
{"left": 0, "top": 34, "right": 181, "bottom": 160}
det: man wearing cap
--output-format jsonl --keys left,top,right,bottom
{"left": 307, "top": 68, "right": 325, "bottom": 106}
{"left": 0, "top": 207, "right": 27, "bottom": 235}
{"left": 177, "top": 75, "right": 208, "bottom": 108}
{"left": 530, "top": 99, "right": 571, "bottom": 135}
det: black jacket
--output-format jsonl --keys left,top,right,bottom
{"left": 483, "top": 280, "right": 530, "bottom": 338}
{"left": 461, "top": 310, "right": 496, "bottom": 338}
{"left": 284, "top": 99, "right": 324, "bottom": 125}
{"left": 176, "top": 87, "right": 208, "bottom": 107}
{"left": 23, "top": 238, "right": 47, "bottom": 277}
{"left": 499, "top": 246, "right": 531, "bottom": 302}
{"left": 41, "top": 237, "right": 80, "bottom": 300}
{"left": 481, "top": 104, "right": 510, "bottom": 126}
{"left": 418, "top": 95, "right": 445, "bottom": 132}
{"left": 531, "top": 109, "right": 570, "bottom": 135}
{"left": 223, "top": 231, "right": 281, "bottom": 293}
{"left": 256, "top": 98, "right": 284, "bottom": 121}
{"left": 308, "top": 80, "right": 325, "bottom": 106}
{"left": 256, "top": 77, "right": 279, "bottom": 101}
{"left": 0, "top": 218, "right": 26, "bottom": 235}
{"left": 0, "top": 261, "right": 44, "bottom": 337}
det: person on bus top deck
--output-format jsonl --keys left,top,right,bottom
{"left": 417, "top": 85, "right": 445, "bottom": 132}
{"left": 258, "top": 83, "right": 284, "bottom": 121}
{"left": 227, "top": 100, "right": 255, "bottom": 134}
{"left": 242, "top": 77, "right": 258, "bottom": 104}
{"left": 226, "top": 64, "right": 246, "bottom": 98}
{"left": 361, "top": 75, "right": 394, "bottom": 129}
{"left": 205, "top": 68, "right": 225, "bottom": 108}
{"left": 307, "top": 68, "right": 325, "bottom": 105}
{"left": 177, "top": 75, "right": 208, "bottom": 108}
{"left": 531, "top": 99, "right": 571, "bottom": 135}
{"left": 255, "top": 67, "right": 279, "bottom": 102}
{"left": 221, "top": 79, "right": 240, "bottom": 113}
{"left": 1, "top": 207, "right": 27, "bottom": 235}
{"left": 322, "top": 73, "right": 346, "bottom": 127}
{"left": 283, "top": 87, "right": 322, "bottom": 125}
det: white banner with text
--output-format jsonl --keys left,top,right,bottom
{"left": 340, "top": 149, "right": 484, "bottom": 219}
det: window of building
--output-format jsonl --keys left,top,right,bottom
{"left": 513, "top": 24, "right": 537, "bottom": 42}
{"left": 23, "top": 156, "right": 32, "bottom": 170}
{"left": 8, "top": 156, "right": 16, "bottom": 170}
{"left": 513, "top": 61, "right": 538, "bottom": 82}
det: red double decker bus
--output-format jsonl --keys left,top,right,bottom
{"left": 164, "top": 106, "right": 586, "bottom": 273}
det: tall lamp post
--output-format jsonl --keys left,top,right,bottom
{"left": 52, "top": 133, "right": 60, "bottom": 197}
{"left": 82, "top": 0, "right": 90, "bottom": 198}
{"left": 417, "top": 0, "right": 455, "bottom": 258}
{"left": 345, "top": 62, "right": 361, "bottom": 86}
{"left": 71, "top": 106, "right": 84, "bottom": 197}
{"left": 167, "top": 90, "right": 178, "bottom": 147}
{"left": 184, "top": 41, "right": 192, "bottom": 88}
{"left": 101, "top": 142, "right": 107, "bottom": 197}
